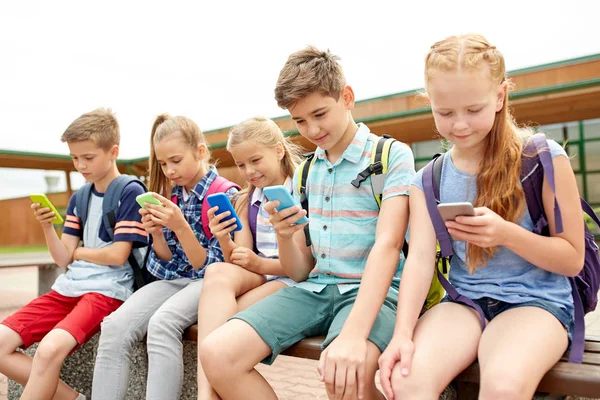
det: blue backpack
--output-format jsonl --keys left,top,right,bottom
{"left": 75, "top": 175, "right": 153, "bottom": 290}
{"left": 422, "top": 133, "right": 600, "bottom": 363}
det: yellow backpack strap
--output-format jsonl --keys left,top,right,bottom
{"left": 298, "top": 153, "right": 316, "bottom": 247}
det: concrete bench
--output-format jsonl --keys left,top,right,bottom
{"left": 0, "top": 252, "right": 61, "bottom": 295}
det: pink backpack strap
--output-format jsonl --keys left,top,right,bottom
{"left": 201, "top": 176, "right": 240, "bottom": 239}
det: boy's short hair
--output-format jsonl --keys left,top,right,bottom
{"left": 274, "top": 46, "right": 346, "bottom": 109}
{"left": 61, "top": 108, "right": 120, "bottom": 150}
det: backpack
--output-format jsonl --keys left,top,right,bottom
{"left": 422, "top": 133, "right": 600, "bottom": 363}
{"left": 297, "top": 134, "right": 447, "bottom": 310}
{"left": 170, "top": 176, "right": 240, "bottom": 240}
{"left": 75, "top": 175, "right": 153, "bottom": 290}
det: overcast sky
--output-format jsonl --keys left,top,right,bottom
{"left": 1, "top": 0, "right": 599, "bottom": 199}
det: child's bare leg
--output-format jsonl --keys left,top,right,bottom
{"left": 478, "top": 306, "right": 568, "bottom": 400}
{"left": 196, "top": 263, "right": 266, "bottom": 400}
{"left": 201, "top": 319, "right": 277, "bottom": 400}
{"left": 236, "top": 280, "right": 287, "bottom": 311}
{"left": 0, "top": 325, "right": 80, "bottom": 400}
{"left": 19, "top": 328, "right": 79, "bottom": 400}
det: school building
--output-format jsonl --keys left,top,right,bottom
{"left": 1, "top": 53, "right": 599, "bottom": 247}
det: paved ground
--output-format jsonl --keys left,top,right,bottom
{"left": 1, "top": 263, "right": 599, "bottom": 400}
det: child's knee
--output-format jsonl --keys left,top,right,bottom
{"left": 0, "top": 326, "right": 21, "bottom": 356}
{"left": 202, "top": 263, "right": 234, "bottom": 291}
{"left": 479, "top": 369, "right": 530, "bottom": 400}
{"left": 97, "top": 314, "right": 137, "bottom": 351}
{"left": 199, "top": 332, "right": 233, "bottom": 378}
{"left": 391, "top": 364, "right": 439, "bottom": 399}
{"left": 35, "top": 339, "right": 70, "bottom": 366}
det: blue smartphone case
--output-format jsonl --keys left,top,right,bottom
{"left": 206, "top": 193, "right": 243, "bottom": 232}
{"left": 263, "top": 185, "right": 309, "bottom": 225}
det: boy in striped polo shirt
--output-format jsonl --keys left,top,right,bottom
{"left": 201, "top": 47, "right": 415, "bottom": 400}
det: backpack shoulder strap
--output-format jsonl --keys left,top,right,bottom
{"left": 350, "top": 135, "right": 395, "bottom": 203}
{"left": 422, "top": 153, "right": 452, "bottom": 257}
{"left": 298, "top": 153, "right": 316, "bottom": 247}
{"left": 521, "top": 133, "right": 564, "bottom": 234}
{"left": 423, "top": 152, "right": 486, "bottom": 328}
{"left": 103, "top": 175, "right": 146, "bottom": 240}
{"left": 201, "top": 176, "right": 241, "bottom": 239}
{"left": 371, "top": 135, "right": 396, "bottom": 207}
{"left": 247, "top": 190, "right": 259, "bottom": 253}
{"left": 75, "top": 183, "right": 94, "bottom": 229}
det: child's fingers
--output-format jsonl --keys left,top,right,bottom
{"left": 282, "top": 209, "right": 308, "bottom": 226}
{"left": 38, "top": 213, "right": 56, "bottom": 224}
{"left": 215, "top": 218, "right": 236, "bottom": 232}
{"left": 150, "top": 192, "right": 170, "bottom": 205}
{"left": 150, "top": 215, "right": 165, "bottom": 226}
{"left": 207, "top": 206, "right": 218, "bottom": 220}
{"left": 147, "top": 206, "right": 168, "bottom": 220}
{"left": 213, "top": 211, "right": 230, "bottom": 224}
{"left": 34, "top": 206, "right": 50, "bottom": 215}
{"left": 263, "top": 200, "right": 280, "bottom": 215}
{"left": 275, "top": 205, "right": 303, "bottom": 221}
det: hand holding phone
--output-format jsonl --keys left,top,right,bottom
{"left": 206, "top": 193, "right": 243, "bottom": 233}
{"left": 263, "top": 185, "right": 309, "bottom": 225}
{"left": 437, "top": 202, "right": 475, "bottom": 222}
{"left": 30, "top": 193, "right": 64, "bottom": 225}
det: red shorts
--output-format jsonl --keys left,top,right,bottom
{"left": 1, "top": 290, "right": 123, "bottom": 349}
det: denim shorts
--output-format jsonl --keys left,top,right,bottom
{"left": 441, "top": 296, "right": 574, "bottom": 343}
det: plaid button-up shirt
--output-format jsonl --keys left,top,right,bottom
{"left": 146, "top": 167, "right": 238, "bottom": 280}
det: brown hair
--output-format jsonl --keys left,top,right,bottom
{"left": 148, "top": 114, "right": 210, "bottom": 196}
{"left": 61, "top": 108, "right": 120, "bottom": 150}
{"left": 227, "top": 116, "right": 303, "bottom": 211}
{"left": 425, "top": 34, "right": 526, "bottom": 273}
{"left": 274, "top": 46, "right": 346, "bottom": 109}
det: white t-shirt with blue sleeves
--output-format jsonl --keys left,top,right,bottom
{"left": 412, "top": 138, "right": 574, "bottom": 315}
{"left": 53, "top": 184, "right": 148, "bottom": 301}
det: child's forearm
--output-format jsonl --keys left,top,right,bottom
{"left": 393, "top": 256, "right": 434, "bottom": 340}
{"left": 277, "top": 235, "right": 313, "bottom": 282}
{"left": 151, "top": 234, "right": 173, "bottom": 261}
{"left": 43, "top": 226, "right": 72, "bottom": 268}
{"left": 341, "top": 241, "right": 399, "bottom": 339}
{"left": 75, "top": 242, "right": 132, "bottom": 266}
{"left": 219, "top": 237, "right": 238, "bottom": 263}
{"left": 174, "top": 225, "right": 207, "bottom": 269}
{"left": 253, "top": 257, "right": 286, "bottom": 276}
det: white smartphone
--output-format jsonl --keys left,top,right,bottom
{"left": 437, "top": 202, "right": 475, "bottom": 222}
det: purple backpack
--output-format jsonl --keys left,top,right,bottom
{"left": 422, "top": 133, "right": 600, "bottom": 364}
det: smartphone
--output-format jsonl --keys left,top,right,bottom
{"left": 136, "top": 193, "right": 163, "bottom": 209}
{"left": 206, "top": 193, "right": 243, "bottom": 232}
{"left": 263, "top": 185, "right": 309, "bottom": 225}
{"left": 437, "top": 202, "right": 476, "bottom": 222}
{"left": 29, "top": 193, "right": 64, "bottom": 224}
